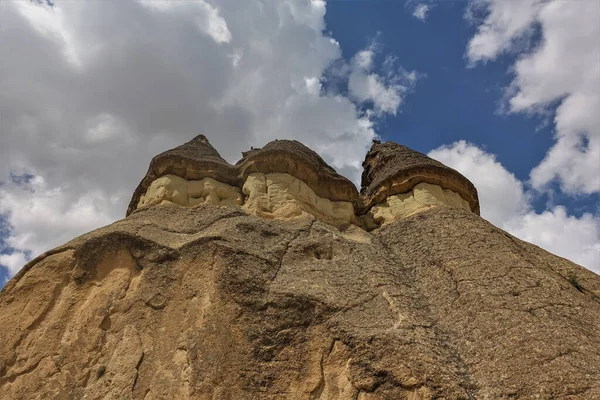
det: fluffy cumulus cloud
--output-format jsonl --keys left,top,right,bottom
{"left": 428, "top": 141, "right": 529, "bottom": 226}
{"left": 506, "top": 207, "right": 600, "bottom": 272}
{"left": 0, "top": 175, "right": 115, "bottom": 259}
{"left": 347, "top": 43, "right": 417, "bottom": 116}
{"left": 0, "top": 252, "right": 28, "bottom": 278}
{"left": 412, "top": 4, "right": 430, "bottom": 22}
{"left": 0, "top": 0, "right": 411, "bottom": 277}
{"left": 467, "top": 0, "right": 600, "bottom": 195}
{"left": 430, "top": 141, "right": 600, "bottom": 274}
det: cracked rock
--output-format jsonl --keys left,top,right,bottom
{"left": 1, "top": 137, "right": 599, "bottom": 399}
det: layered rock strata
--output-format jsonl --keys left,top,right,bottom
{"left": 369, "top": 181, "right": 471, "bottom": 225}
{"left": 138, "top": 175, "right": 243, "bottom": 209}
{"left": 242, "top": 173, "right": 355, "bottom": 226}
{"left": 236, "top": 139, "right": 361, "bottom": 210}
{"left": 361, "top": 141, "right": 480, "bottom": 215}
{"left": 127, "top": 135, "right": 239, "bottom": 216}
{"left": 129, "top": 136, "right": 478, "bottom": 229}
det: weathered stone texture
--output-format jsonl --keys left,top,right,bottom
{"left": 127, "top": 135, "right": 239, "bottom": 216}
{"left": 128, "top": 136, "right": 479, "bottom": 229}
{"left": 361, "top": 141, "right": 480, "bottom": 214}
{"left": 2, "top": 203, "right": 599, "bottom": 399}
{"left": 1, "top": 137, "right": 599, "bottom": 399}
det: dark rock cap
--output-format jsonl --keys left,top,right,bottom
{"left": 236, "top": 139, "right": 360, "bottom": 208}
{"left": 361, "top": 141, "right": 480, "bottom": 214}
{"left": 128, "top": 135, "right": 480, "bottom": 217}
{"left": 126, "top": 135, "right": 238, "bottom": 216}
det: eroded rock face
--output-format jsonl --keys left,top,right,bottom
{"left": 127, "top": 135, "right": 239, "bottom": 216}
{"left": 242, "top": 172, "right": 355, "bottom": 225}
{"left": 136, "top": 174, "right": 471, "bottom": 229}
{"left": 236, "top": 139, "right": 360, "bottom": 209}
{"left": 361, "top": 141, "right": 480, "bottom": 214}
{"left": 138, "top": 175, "right": 243, "bottom": 208}
{"left": 3, "top": 136, "right": 599, "bottom": 399}
{"left": 131, "top": 136, "right": 477, "bottom": 228}
{"left": 369, "top": 182, "right": 471, "bottom": 225}
{"left": 1, "top": 205, "right": 599, "bottom": 399}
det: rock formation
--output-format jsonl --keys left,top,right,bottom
{"left": 1, "top": 135, "right": 599, "bottom": 400}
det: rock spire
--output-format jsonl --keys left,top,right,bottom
{"left": 361, "top": 140, "right": 480, "bottom": 214}
{"left": 126, "top": 135, "right": 480, "bottom": 229}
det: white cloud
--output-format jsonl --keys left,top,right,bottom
{"left": 466, "top": 0, "right": 543, "bottom": 64}
{"left": 138, "top": 0, "right": 232, "bottom": 44}
{"left": 354, "top": 48, "right": 375, "bottom": 70}
{"left": 0, "top": 252, "right": 28, "bottom": 277}
{"left": 430, "top": 141, "right": 600, "bottom": 274}
{"left": 0, "top": 0, "right": 414, "bottom": 277}
{"left": 429, "top": 141, "right": 529, "bottom": 226}
{"left": 0, "top": 176, "right": 115, "bottom": 263}
{"left": 348, "top": 44, "right": 417, "bottom": 116}
{"left": 412, "top": 4, "right": 430, "bottom": 22}
{"left": 84, "top": 113, "right": 130, "bottom": 143}
{"left": 506, "top": 207, "right": 600, "bottom": 272}
{"left": 467, "top": 0, "right": 600, "bottom": 195}
{"left": 12, "top": 0, "right": 82, "bottom": 67}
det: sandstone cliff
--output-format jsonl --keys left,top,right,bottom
{"left": 1, "top": 136, "right": 599, "bottom": 400}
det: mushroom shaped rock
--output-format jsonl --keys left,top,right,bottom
{"left": 361, "top": 141, "right": 480, "bottom": 224}
{"left": 127, "top": 135, "right": 241, "bottom": 216}
{"left": 237, "top": 140, "right": 360, "bottom": 207}
{"left": 237, "top": 139, "right": 360, "bottom": 225}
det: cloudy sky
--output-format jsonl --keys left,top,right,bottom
{"left": 1, "top": 0, "right": 599, "bottom": 285}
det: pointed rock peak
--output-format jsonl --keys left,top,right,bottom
{"left": 187, "top": 134, "right": 210, "bottom": 145}
{"left": 167, "top": 134, "right": 225, "bottom": 161}
{"left": 361, "top": 140, "right": 480, "bottom": 214}
{"left": 126, "top": 134, "right": 238, "bottom": 216}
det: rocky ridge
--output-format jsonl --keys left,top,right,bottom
{"left": 128, "top": 135, "right": 479, "bottom": 229}
{"left": 1, "top": 136, "right": 599, "bottom": 400}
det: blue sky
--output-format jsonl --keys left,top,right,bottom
{"left": 1, "top": 0, "right": 599, "bottom": 286}
{"left": 326, "top": 0, "right": 599, "bottom": 218}
{"left": 329, "top": 1, "right": 546, "bottom": 170}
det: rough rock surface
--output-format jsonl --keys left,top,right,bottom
{"left": 369, "top": 182, "right": 471, "bottom": 225}
{"left": 129, "top": 137, "right": 477, "bottom": 229}
{"left": 127, "top": 135, "right": 239, "bottom": 216}
{"left": 361, "top": 141, "right": 480, "bottom": 214}
{"left": 2, "top": 137, "right": 600, "bottom": 400}
{"left": 138, "top": 175, "right": 243, "bottom": 209}
{"left": 236, "top": 140, "right": 360, "bottom": 209}
{"left": 242, "top": 172, "right": 355, "bottom": 226}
